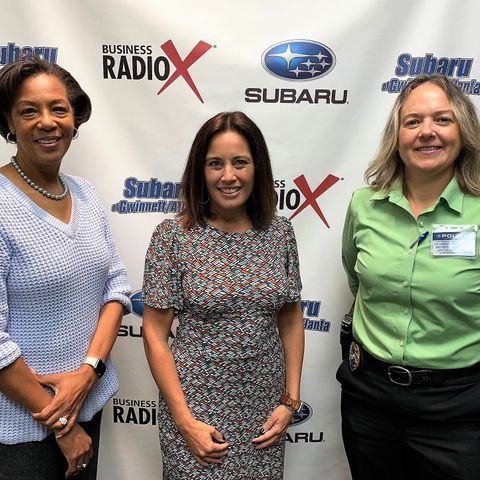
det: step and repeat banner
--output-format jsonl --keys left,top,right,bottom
{"left": 2, "top": 1, "right": 480, "bottom": 478}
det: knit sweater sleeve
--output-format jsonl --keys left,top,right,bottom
{"left": 101, "top": 209, "right": 132, "bottom": 311}
{"left": 72, "top": 176, "right": 132, "bottom": 311}
{"left": 0, "top": 233, "right": 21, "bottom": 369}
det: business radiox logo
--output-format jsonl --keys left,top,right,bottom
{"left": 112, "top": 396, "right": 323, "bottom": 442}
{"left": 245, "top": 39, "right": 347, "bottom": 104}
{"left": 0, "top": 42, "right": 58, "bottom": 67}
{"left": 102, "top": 40, "right": 213, "bottom": 103}
{"left": 275, "top": 174, "right": 341, "bottom": 227}
{"left": 382, "top": 53, "right": 480, "bottom": 95}
{"left": 112, "top": 397, "right": 158, "bottom": 425}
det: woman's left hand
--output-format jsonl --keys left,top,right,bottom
{"left": 31, "top": 366, "right": 97, "bottom": 435}
{"left": 251, "top": 405, "right": 294, "bottom": 449}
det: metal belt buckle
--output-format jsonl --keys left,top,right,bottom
{"left": 388, "top": 365, "right": 413, "bottom": 386}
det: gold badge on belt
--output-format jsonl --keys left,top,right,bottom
{"left": 348, "top": 340, "right": 363, "bottom": 374}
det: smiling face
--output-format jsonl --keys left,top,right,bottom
{"left": 398, "top": 81, "right": 462, "bottom": 181}
{"left": 204, "top": 130, "right": 255, "bottom": 220}
{"left": 8, "top": 73, "right": 74, "bottom": 174}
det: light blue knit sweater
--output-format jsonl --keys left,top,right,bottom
{"left": 0, "top": 173, "right": 131, "bottom": 444}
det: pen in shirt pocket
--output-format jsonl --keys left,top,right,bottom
{"left": 409, "top": 231, "right": 429, "bottom": 249}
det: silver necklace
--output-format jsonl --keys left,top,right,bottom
{"left": 10, "top": 156, "right": 69, "bottom": 201}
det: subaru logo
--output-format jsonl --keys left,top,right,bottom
{"left": 290, "top": 401, "right": 313, "bottom": 426}
{"left": 262, "top": 40, "right": 336, "bottom": 81}
{"left": 130, "top": 290, "right": 144, "bottom": 317}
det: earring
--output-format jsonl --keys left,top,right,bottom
{"left": 6, "top": 132, "right": 16, "bottom": 144}
{"left": 73, "top": 128, "right": 79, "bottom": 140}
{"left": 201, "top": 196, "right": 210, "bottom": 206}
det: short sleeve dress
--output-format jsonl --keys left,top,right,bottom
{"left": 143, "top": 216, "right": 302, "bottom": 479}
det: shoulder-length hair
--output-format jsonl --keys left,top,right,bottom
{"left": 180, "top": 111, "right": 277, "bottom": 229}
{"left": 365, "top": 74, "right": 480, "bottom": 195}
{"left": 0, "top": 56, "right": 91, "bottom": 141}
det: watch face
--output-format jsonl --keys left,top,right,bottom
{"left": 95, "top": 359, "right": 106, "bottom": 377}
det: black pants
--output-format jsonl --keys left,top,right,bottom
{"left": 0, "top": 410, "right": 102, "bottom": 480}
{"left": 336, "top": 360, "right": 480, "bottom": 480}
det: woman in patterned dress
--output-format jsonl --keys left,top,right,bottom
{"left": 142, "top": 111, "right": 304, "bottom": 479}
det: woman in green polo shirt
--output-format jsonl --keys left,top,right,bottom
{"left": 338, "top": 74, "right": 480, "bottom": 480}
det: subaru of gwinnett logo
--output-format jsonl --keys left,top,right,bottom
{"left": 290, "top": 401, "right": 313, "bottom": 426}
{"left": 381, "top": 52, "right": 480, "bottom": 95}
{"left": 262, "top": 40, "right": 336, "bottom": 81}
{"left": 301, "top": 300, "right": 330, "bottom": 333}
{"left": 0, "top": 42, "right": 58, "bottom": 67}
{"left": 111, "top": 177, "right": 183, "bottom": 215}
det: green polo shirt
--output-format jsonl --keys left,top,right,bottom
{"left": 342, "top": 176, "right": 480, "bottom": 368}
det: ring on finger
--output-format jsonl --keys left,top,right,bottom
{"left": 58, "top": 417, "right": 68, "bottom": 426}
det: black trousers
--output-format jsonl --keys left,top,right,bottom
{"left": 0, "top": 410, "right": 102, "bottom": 480}
{"left": 336, "top": 360, "right": 480, "bottom": 480}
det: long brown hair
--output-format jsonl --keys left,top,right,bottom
{"left": 180, "top": 111, "right": 277, "bottom": 229}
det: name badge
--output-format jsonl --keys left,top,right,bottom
{"left": 431, "top": 224, "right": 477, "bottom": 258}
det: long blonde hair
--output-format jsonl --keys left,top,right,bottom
{"left": 365, "top": 74, "right": 480, "bottom": 195}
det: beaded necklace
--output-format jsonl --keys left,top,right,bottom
{"left": 10, "top": 156, "right": 69, "bottom": 201}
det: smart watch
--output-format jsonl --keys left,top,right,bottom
{"left": 83, "top": 356, "right": 106, "bottom": 378}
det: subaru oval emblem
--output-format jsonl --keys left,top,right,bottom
{"left": 262, "top": 40, "right": 336, "bottom": 81}
{"left": 290, "top": 401, "right": 313, "bottom": 426}
{"left": 130, "top": 290, "right": 144, "bottom": 317}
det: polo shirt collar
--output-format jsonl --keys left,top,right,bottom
{"left": 369, "top": 176, "right": 464, "bottom": 214}
{"left": 439, "top": 176, "right": 463, "bottom": 213}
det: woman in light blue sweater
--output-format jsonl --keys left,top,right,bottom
{"left": 0, "top": 57, "right": 131, "bottom": 479}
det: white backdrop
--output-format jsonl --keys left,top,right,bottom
{"left": 2, "top": 1, "right": 480, "bottom": 478}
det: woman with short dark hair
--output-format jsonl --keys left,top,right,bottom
{"left": 0, "top": 57, "right": 131, "bottom": 479}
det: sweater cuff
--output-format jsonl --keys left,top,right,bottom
{"left": 0, "top": 342, "right": 22, "bottom": 369}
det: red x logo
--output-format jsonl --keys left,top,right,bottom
{"left": 289, "top": 174, "right": 340, "bottom": 227}
{"left": 158, "top": 40, "right": 212, "bottom": 103}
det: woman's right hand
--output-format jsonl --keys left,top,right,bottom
{"left": 142, "top": 306, "right": 228, "bottom": 466}
{"left": 179, "top": 418, "right": 229, "bottom": 467}
{"left": 55, "top": 423, "right": 93, "bottom": 478}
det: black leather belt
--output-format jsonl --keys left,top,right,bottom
{"left": 362, "top": 347, "right": 480, "bottom": 386}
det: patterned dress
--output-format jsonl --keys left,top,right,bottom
{"left": 143, "top": 216, "right": 302, "bottom": 479}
